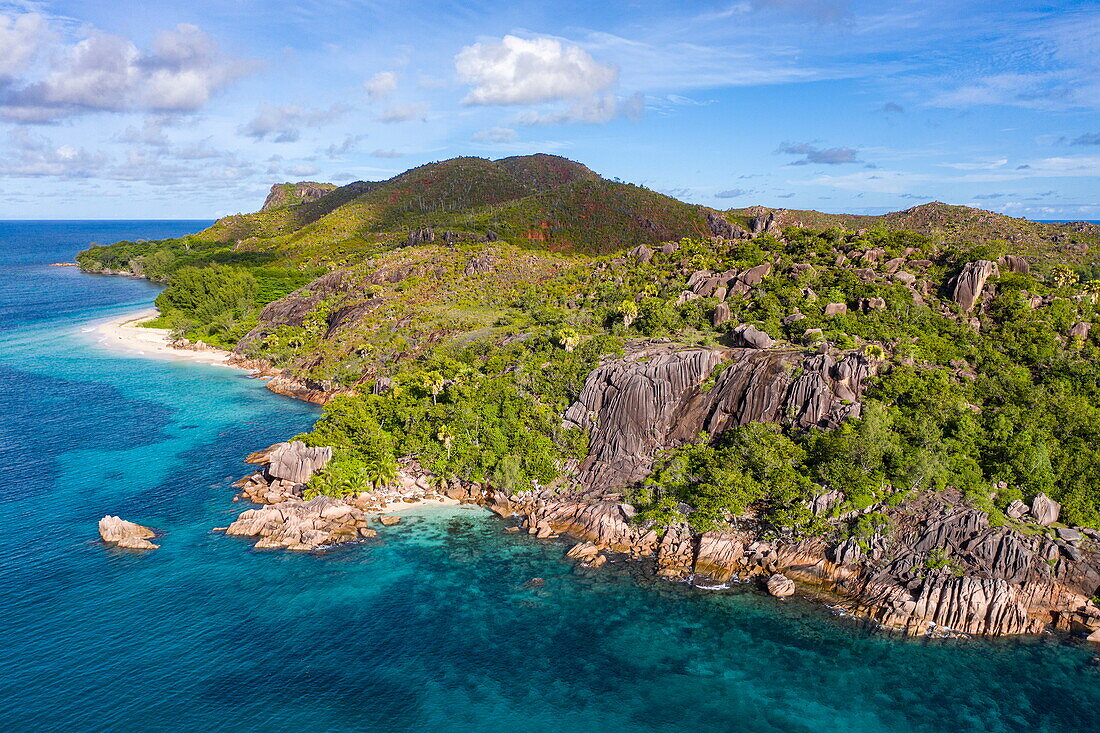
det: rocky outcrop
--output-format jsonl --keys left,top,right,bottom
{"left": 748, "top": 212, "right": 782, "bottom": 236}
{"left": 226, "top": 495, "right": 370, "bottom": 550}
{"left": 263, "top": 374, "right": 356, "bottom": 405}
{"left": 229, "top": 449, "right": 452, "bottom": 549}
{"left": 951, "top": 260, "right": 998, "bottom": 313}
{"left": 563, "top": 344, "right": 873, "bottom": 489}
{"left": 706, "top": 210, "right": 749, "bottom": 240}
{"left": 243, "top": 440, "right": 332, "bottom": 490}
{"left": 730, "top": 324, "right": 773, "bottom": 349}
{"left": 99, "top": 516, "right": 159, "bottom": 550}
{"left": 1031, "top": 494, "right": 1060, "bottom": 526}
{"left": 767, "top": 573, "right": 796, "bottom": 597}
{"left": 998, "top": 255, "right": 1030, "bottom": 275}
{"left": 491, "top": 486, "right": 1100, "bottom": 639}
{"left": 261, "top": 182, "right": 336, "bottom": 211}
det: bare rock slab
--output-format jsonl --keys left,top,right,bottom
{"left": 99, "top": 515, "right": 159, "bottom": 550}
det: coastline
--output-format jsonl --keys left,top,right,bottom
{"left": 88, "top": 307, "right": 243, "bottom": 369}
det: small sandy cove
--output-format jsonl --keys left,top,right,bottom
{"left": 90, "top": 308, "right": 240, "bottom": 368}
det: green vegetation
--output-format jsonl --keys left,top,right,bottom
{"left": 76, "top": 155, "right": 1100, "bottom": 534}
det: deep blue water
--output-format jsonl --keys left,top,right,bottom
{"left": 2, "top": 221, "right": 1100, "bottom": 732}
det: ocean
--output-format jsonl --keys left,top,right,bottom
{"left": 1, "top": 221, "right": 1098, "bottom": 732}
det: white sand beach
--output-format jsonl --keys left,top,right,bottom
{"left": 90, "top": 308, "right": 242, "bottom": 368}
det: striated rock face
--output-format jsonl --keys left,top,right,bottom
{"left": 494, "top": 486, "right": 1100, "bottom": 638}
{"left": 226, "top": 495, "right": 369, "bottom": 550}
{"left": 767, "top": 573, "right": 796, "bottom": 597}
{"left": 99, "top": 516, "right": 158, "bottom": 550}
{"left": 247, "top": 441, "right": 332, "bottom": 485}
{"left": 564, "top": 344, "right": 873, "bottom": 489}
{"left": 1031, "top": 494, "right": 1061, "bottom": 526}
{"left": 998, "top": 254, "right": 1030, "bottom": 275}
{"left": 951, "top": 260, "right": 998, "bottom": 313}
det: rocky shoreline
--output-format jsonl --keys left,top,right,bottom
{"left": 220, "top": 441, "right": 458, "bottom": 550}
{"left": 223, "top": 438, "right": 1100, "bottom": 640}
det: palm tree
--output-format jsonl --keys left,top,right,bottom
{"left": 362, "top": 458, "right": 398, "bottom": 490}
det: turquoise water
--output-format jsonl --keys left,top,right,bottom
{"left": 2, "top": 222, "right": 1099, "bottom": 732}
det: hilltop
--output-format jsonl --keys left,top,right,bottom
{"left": 728, "top": 202, "right": 1100, "bottom": 263}
{"left": 198, "top": 154, "right": 706, "bottom": 260}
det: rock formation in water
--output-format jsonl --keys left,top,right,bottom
{"left": 228, "top": 447, "right": 451, "bottom": 550}
{"left": 563, "top": 343, "right": 873, "bottom": 489}
{"left": 98, "top": 516, "right": 159, "bottom": 550}
{"left": 226, "top": 495, "right": 373, "bottom": 550}
{"left": 471, "top": 484, "right": 1100, "bottom": 638}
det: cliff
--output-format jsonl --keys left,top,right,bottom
{"left": 564, "top": 343, "right": 872, "bottom": 489}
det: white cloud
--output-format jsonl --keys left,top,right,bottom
{"left": 939, "top": 158, "right": 1009, "bottom": 170}
{"left": 0, "top": 128, "right": 107, "bottom": 178}
{"left": 364, "top": 71, "right": 397, "bottom": 102}
{"left": 239, "top": 103, "right": 346, "bottom": 142}
{"left": 515, "top": 92, "right": 644, "bottom": 126}
{"left": 456, "top": 35, "right": 618, "bottom": 105}
{"left": 374, "top": 102, "right": 429, "bottom": 123}
{"left": 0, "top": 19, "right": 250, "bottom": 122}
{"left": 370, "top": 149, "right": 403, "bottom": 158}
{"left": 142, "top": 23, "right": 251, "bottom": 110}
{"left": 0, "top": 12, "right": 49, "bottom": 78}
{"left": 472, "top": 126, "right": 517, "bottom": 143}
{"left": 286, "top": 164, "right": 319, "bottom": 177}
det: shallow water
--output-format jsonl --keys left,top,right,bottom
{"left": 1, "top": 221, "right": 1098, "bottom": 732}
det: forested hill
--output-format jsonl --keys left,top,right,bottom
{"left": 76, "top": 153, "right": 1100, "bottom": 533}
{"left": 188, "top": 154, "right": 709, "bottom": 259}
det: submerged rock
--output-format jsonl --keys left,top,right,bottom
{"left": 98, "top": 516, "right": 158, "bottom": 550}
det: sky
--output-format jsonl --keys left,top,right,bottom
{"left": 0, "top": 0, "right": 1097, "bottom": 220}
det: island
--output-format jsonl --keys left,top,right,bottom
{"left": 78, "top": 154, "right": 1100, "bottom": 639}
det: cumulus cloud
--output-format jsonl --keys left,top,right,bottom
{"left": 515, "top": 92, "right": 643, "bottom": 126}
{"left": 715, "top": 188, "right": 752, "bottom": 198}
{"left": 364, "top": 71, "right": 397, "bottom": 102}
{"left": 472, "top": 126, "right": 517, "bottom": 143}
{"left": 1072, "top": 133, "right": 1100, "bottom": 145}
{"left": 0, "top": 17, "right": 250, "bottom": 122}
{"left": 239, "top": 103, "right": 346, "bottom": 142}
{"left": 456, "top": 35, "right": 618, "bottom": 105}
{"left": 374, "top": 102, "right": 429, "bottom": 123}
{"left": 880, "top": 102, "right": 904, "bottom": 113}
{"left": 778, "top": 142, "right": 861, "bottom": 165}
{"left": 0, "top": 12, "right": 49, "bottom": 78}
{"left": 370, "top": 149, "right": 403, "bottom": 158}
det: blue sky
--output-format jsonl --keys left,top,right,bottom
{"left": 0, "top": 0, "right": 1097, "bottom": 220}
